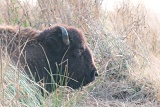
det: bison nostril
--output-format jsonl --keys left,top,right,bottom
{"left": 95, "top": 71, "right": 99, "bottom": 76}
{"left": 91, "top": 70, "right": 99, "bottom": 77}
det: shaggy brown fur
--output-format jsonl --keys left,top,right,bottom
{"left": 0, "top": 24, "right": 98, "bottom": 92}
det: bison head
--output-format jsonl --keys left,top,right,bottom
{"left": 24, "top": 25, "right": 98, "bottom": 92}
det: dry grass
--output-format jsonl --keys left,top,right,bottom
{"left": 0, "top": 0, "right": 160, "bottom": 106}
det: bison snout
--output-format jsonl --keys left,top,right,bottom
{"left": 88, "top": 70, "right": 98, "bottom": 82}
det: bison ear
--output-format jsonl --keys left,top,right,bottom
{"left": 40, "top": 26, "right": 70, "bottom": 53}
{"left": 58, "top": 26, "right": 70, "bottom": 46}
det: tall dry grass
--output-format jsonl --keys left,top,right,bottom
{"left": 0, "top": 0, "right": 160, "bottom": 106}
{"left": 106, "top": 0, "right": 160, "bottom": 93}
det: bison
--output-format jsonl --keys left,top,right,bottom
{"left": 0, "top": 24, "right": 98, "bottom": 92}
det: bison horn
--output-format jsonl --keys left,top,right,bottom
{"left": 59, "top": 26, "right": 70, "bottom": 45}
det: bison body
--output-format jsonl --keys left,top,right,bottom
{"left": 0, "top": 24, "right": 98, "bottom": 92}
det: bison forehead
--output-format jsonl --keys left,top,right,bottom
{"left": 67, "top": 28, "right": 86, "bottom": 48}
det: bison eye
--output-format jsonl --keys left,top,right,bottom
{"left": 74, "top": 49, "right": 83, "bottom": 57}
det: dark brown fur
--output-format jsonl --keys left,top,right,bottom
{"left": 0, "top": 24, "right": 98, "bottom": 92}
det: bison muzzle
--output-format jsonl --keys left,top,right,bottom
{"left": 0, "top": 24, "right": 98, "bottom": 92}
